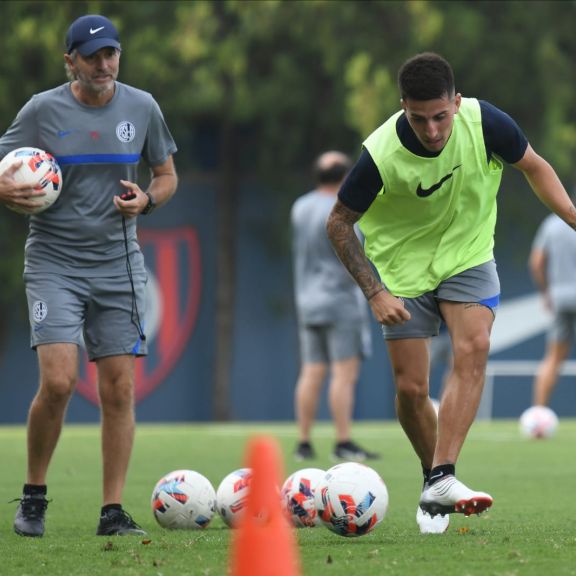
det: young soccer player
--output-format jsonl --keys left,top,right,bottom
{"left": 326, "top": 52, "right": 576, "bottom": 534}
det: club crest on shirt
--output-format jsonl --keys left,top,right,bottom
{"left": 116, "top": 121, "right": 136, "bottom": 143}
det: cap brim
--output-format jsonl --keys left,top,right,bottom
{"left": 75, "top": 38, "right": 121, "bottom": 56}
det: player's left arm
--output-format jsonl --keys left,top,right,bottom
{"left": 513, "top": 145, "right": 576, "bottom": 230}
{"left": 143, "top": 154, "right": 178, "bottom": 207}
{"left": 115, "top": 155, "right": 178, "bottom": 216}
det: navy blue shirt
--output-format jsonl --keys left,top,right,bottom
{"left": 339, "top": 100, "right": 529, "bottom": 213}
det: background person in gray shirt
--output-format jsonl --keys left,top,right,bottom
{"left": 529, "top": 211, "right": 576, "bottom": 406}
{"left": 291, "top": 151, "right": 378, "bottom": 462}
{"left": 0, "top": 15, "right": 178, "bottom": 537}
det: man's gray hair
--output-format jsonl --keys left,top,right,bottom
{"left": 64, "top": 49, "right": 78, "bottom": 81}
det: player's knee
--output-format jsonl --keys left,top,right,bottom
{"left": 38, "top": 375, "right": 75, "bottom": 405}
{"left": 100, "top": 379, "right": 134, "bottom": 412}
{"left": 395, "top": 376, "right": 428, "bottom": 405}
{"left": 453, "top": 331, "right": 490, "bottom": 359}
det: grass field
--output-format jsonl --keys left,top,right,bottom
{"left": 0, "top": 420, "right": 575, "bottom": 576}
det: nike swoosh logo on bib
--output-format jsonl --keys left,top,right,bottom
{"left": 416, "top": 164, "right": 462, "bottom": 198}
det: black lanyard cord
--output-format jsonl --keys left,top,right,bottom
{"left": 122, "top": 215, "right": 146, "bottom": 342}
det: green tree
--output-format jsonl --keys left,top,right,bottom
{"left": 1, "top": 0, "right": 576, "bottom": 416}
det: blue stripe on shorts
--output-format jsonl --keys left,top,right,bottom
{"left": 479, "top": 294, "right": 500, "bottom": 310}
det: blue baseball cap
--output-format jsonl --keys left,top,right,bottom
{"left": 66, "top": 15, "right": 121, "bottom": 56}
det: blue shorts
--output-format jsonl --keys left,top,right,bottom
{"left": 382, "top": 260, "right": 500, "bottom": 340}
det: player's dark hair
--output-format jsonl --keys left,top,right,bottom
{"left": 314, "top": 155, "right": 352, "bottom": 185}
{"left": 398, "top": 52, "right": 455, "bottom": 101}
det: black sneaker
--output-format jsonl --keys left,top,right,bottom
{"left": 96, "top": 508, "right": 147, "bottom": 536}
{"left": 294, "top": 441, "right": 316, "bottom": 461}
{"left": 333, "top": 440, "right": 380, "bottom": 461}
{"left": 13, "top": 494, "right": 49, "bottom": 537}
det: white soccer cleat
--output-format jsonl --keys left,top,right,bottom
{"left": 416, "top": 505, "right": 450, "bottom": 534}
{"left": 419, "top": 475, "right": 493, "bottom": 517}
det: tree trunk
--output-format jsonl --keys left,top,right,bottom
{"left": 213, "top": 102, "right": 237, "bottom": 421}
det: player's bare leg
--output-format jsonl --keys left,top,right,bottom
{"left": 328, "top": 356, "right": 359, "bottom": 442}
{"left": 434, "top": 302, "right": 493, "bottom": 466}
{"left": 388, "top": 338, "right": 437, "bottom": 465}
{"left": 295, "top": 362, "right": 327, "bottom": 444}
{"left": 95, "top": 354, "right": 145, "bottom": 536}
{"left": 97, "top": 354, "right": 136, "bottom": 506}
{"left": 419, "top": 302, "right": 494, "bottom": 518}
{"left": 533, "top": 340, "right": 569, "bottom": 406}
{"left": 329, "top": 356, "right": 377, "bottom": 460}
{"left": 387, "top": 338, "right": 448, "bottom": 532}
{"left": 27, "top": 343, "right": 78, "bottom": 484}
{"left": 14, "top": 343, "right": 78, "bottom": 537}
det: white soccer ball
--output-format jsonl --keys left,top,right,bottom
{"left": 216, "top": 468, "right": 253, "bottom": 528}
{"left": 151, "top": 469, "right": 216, "bottom": 529}
{"left": 281, "top": 467, "right": 325, "bottom": 528}
{"left": 0, "top": 147, "right": 63, "bottom": 214}
{"left": 519, "top": 405, "right": 559, "bottom": 439}
{"left": 314, "top": 462, "right": 388, "bottom": 537}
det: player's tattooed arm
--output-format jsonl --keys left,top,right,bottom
{"left": 326, "top": 200, "right": 384, "bottom": 301}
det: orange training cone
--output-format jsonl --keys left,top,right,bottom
{"left": 229, "top": 435, "right": 301, "bottom": 576}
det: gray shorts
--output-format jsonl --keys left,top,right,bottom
{"left": 299, "top": 322, "right": 369, "bottom": 363}
{"left": 24, "top": 272, "right": 148, "bottom": 361}
{"left": 548, "top": 310, "right": 576, "bottom": 343}
{"left": 382, "top": 260, "right": 500, "bottom": 340}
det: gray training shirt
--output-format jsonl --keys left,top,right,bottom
{"left": 0, "top": 81, "right": 177, "bottom": 276}
{"left": 532, "top": 213, "right": 576, "bottom": 311}
{"left": 291, "top": 190, "right": 369, "bottom": 326}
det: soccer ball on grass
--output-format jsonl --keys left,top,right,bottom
{"left": 314, "top": 462, "right": 388, "bottom": 537}
{"left": 0, "top": 147, "right": 62, "bottom": 214}
{"left": 216, "top": 468, "right": 253, "bottom": 528}
{"left": 281, "top": 467, "right": 325, "bottom": 528}
{"left": 151, "top": 469, "right": 216, "bottom": 529}
{"left": 519, "top": 405, "right": 559, "bottom": 439}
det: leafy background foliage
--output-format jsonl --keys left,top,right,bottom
{"left": 1, "top": 1, "right": 575, "bottom": 403}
